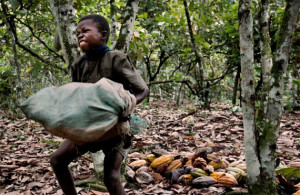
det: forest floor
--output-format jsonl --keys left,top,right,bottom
{"left": 0, "top": 101, "right": 299, "bottom": 195}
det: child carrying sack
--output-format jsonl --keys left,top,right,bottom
{"left": 20, "top": 78, "right": 136, "bottom": 143}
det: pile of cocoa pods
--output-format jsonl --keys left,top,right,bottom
{"left": 126, "top": 149, "right": 247, "bottom": 188}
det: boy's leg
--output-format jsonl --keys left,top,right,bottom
{"left": 103, "top": 150, "right": 125, "bottom": 195}
{"left": 50, "top": 139, "right": 81, "bottom": 195}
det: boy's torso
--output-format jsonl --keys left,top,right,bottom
{"left": 71, "top": 50, "right": 146, "bottom": 94}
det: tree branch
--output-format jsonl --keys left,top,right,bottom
{"left": 15, "top": 18, "right": 65, "bottom": 62}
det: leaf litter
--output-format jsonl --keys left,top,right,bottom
{"left": 0, "top": 101, "right": 299, "bottom": 194}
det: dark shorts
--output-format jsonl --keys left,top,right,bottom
{"left": 75, "top": 134, "right": 132, "bottom": 158}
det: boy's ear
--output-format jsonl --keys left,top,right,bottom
{"left": 101, "top": 31, "right": 108, "bottom": 40}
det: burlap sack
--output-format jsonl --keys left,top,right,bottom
{"left": 21, "top": 78, "right": 136, "bottom": 143}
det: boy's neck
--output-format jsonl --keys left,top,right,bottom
{"left": 84, "top": 45, "right": 110, "bottom": 61}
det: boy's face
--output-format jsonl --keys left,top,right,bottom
{"left": 76, "top": 19, "right": 107, "bottom": 52}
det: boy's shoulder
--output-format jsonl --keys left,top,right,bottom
{"left": 105, "top": 50, "right": 127, "bottom": 59}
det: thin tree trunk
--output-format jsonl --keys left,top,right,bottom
{"left": 183, "top": 0, "right": 204, "bottom": 101}
{"left": 232, "top": 65, "right": 241, "bottom": 105}
{"left": 115, "top": 0, "right": 139, "bottom": 53}
{"left": 110, "top": 0, "right": 118, "bottom": 49}
{"left": 49, "top": 0, "right": 80, "bottom": 68}
{"left": 257, "top": 0, "right": 273, "bottom": 119}
{"left": 238, "top": 0, "right": 261, "bottom": 193}
{"left": 1, "top": 2, "right": 22, "bottom": 106}
{"left": 257, "top": 1, "right": 300, "bottom": 193}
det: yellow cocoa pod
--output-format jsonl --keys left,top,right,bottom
{"left": 178, "top": 174, "right": 194, "bottom": 185}
{"left": 145, "top": 154, "right": 156, "bottom": 163}
{"left": 235, "top": 163, "right": 247, "bottom": 172}
{"left": 129, "top": 160, "right": 147, "bottom": 168}
{"left": 210, "top": 172, "right": 226, "bottom": 180}
{"left": 208, "top": 159, "right": 223, "bottom": 169}
{"left": 150, "top": 155, "right": 174, "bottom": 168}
{"left": 167, "top": 159, "right": 183, "bottom": 171}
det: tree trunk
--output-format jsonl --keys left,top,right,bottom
{"left": 110, "top": 0, "right": 118, "bottom": 49}
{"left": 49, "top": 0, "right": 80, "bottom": 68}
{"left": 183, "top": 0, "right": 204, "bottom": 101}
{"left": 1, "top": 2, "right": 22, "bottom": 107}
{"left": 256, "top": 0, "right": 300, "bottom": 193}
{"left": 238, "top": 0, "right": 262, "bottom": 193}
{"left": 257, "top": 0, "right": 273, "bottom": 119}
{"left": 239, "top": 0, "right": 300, "bottom": 194}
{"left": 114, "top": 0, "right": 139, "bottom": 53}
{"left": 232, "top": 65, "right": 241, "bottom": 105}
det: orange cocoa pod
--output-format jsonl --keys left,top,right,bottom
{"left": 217, "top": 174, "right": 238, "bottom": 187}
{"left": 150, "top": 155, "right": 174, "bottom": 168}
{"left": 129, "top": 160, "right": 147, "bottom": 168}
{"left": 167, "top": 159, "right": 183, "bottom": 171}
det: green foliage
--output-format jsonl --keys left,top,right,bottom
{"left": 0, "top": 0, "right": 297, "bottom": 114}
{"left": 276, "top": 167, "right": 300, "bottom": 180}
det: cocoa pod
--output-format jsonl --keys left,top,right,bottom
{"left": 221, "top": 159, "right": 230, "bottom": 169}
{"left": 226, "top": 167, "right": 246, "bottom": 175}
{"left": 192, "top": 176, "right": 216, "bottom": 187}
{"left": 205, "top": 165, "right": 215, "bottom": 174}
{"left": 192, "top": 157, "right": 207, "bottom": 169}
{"left": 208, "top": 159, "right": 223, "bottom": 169}
{"left": 235, "top": 172, "right": 247, "bottom": 185}
{"left": 136, "top": 166, "right": 149, "bottom": 175}
{"left": 217, "top": 174, "right": 238, "bottom": 187}
{"left": 210, "top": 172, "right": 226, "bottom": 180}
{"left": 129, "top": 160, "right": 147, "bottom": 169}
{"left": 135, "top": 171, "right": 153, "bottom": 184}
{"left": 170, "top": 169, "right": 183, "bottom": 184}
{"left": 145, "top": 154, "right": 156, "bottom": 163}
{"left": 156, "top": 163, "right": 168, "bottom": 174}
{"left": 228, "top": 160, "right": 243, "bottom": 167}
{"left": 190, "top": 168, "right": 208, "bottom": 178}
{"left": 235, "top": 163, "right": 247, "bottom": 172}
{"left": 178, "top": 174, "right": 193, "bottom": 185}
{"left": 207, "top": 153, "right": 218, "bottom": 162}
{"left": 210, "top": 172, "right": 238, "bottom": 187}
{"left": 167, "top": 159, "right": 183, "bottom": 171}
{"left": 150, "top": 155, "right": 173, "bottom": 168}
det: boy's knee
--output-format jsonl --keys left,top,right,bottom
{"left": 50, "top": 153, "right": 67, "bottom": 168}
{"left": 104, "top": 171, "right": 120, "bottom": 185}
{"left": 50, "top": 153, "right": 60, "bottom": 167}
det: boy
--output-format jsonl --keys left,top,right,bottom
{"left": 50, "top": 14, "right": 149, "bottom": 195}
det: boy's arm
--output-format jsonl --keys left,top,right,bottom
{"left": 134, "top": 86, "right": 149, "bottom": 105}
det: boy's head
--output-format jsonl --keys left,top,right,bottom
{"left": 77, "top": 14, "right": 110, "bottom": 52}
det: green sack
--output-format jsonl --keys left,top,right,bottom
{"left": 21, "top": 78, "right": 136, "bottom": 143}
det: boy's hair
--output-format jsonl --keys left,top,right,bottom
{"left": 79, "top": 14, "right": 110, "bottom": 43}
